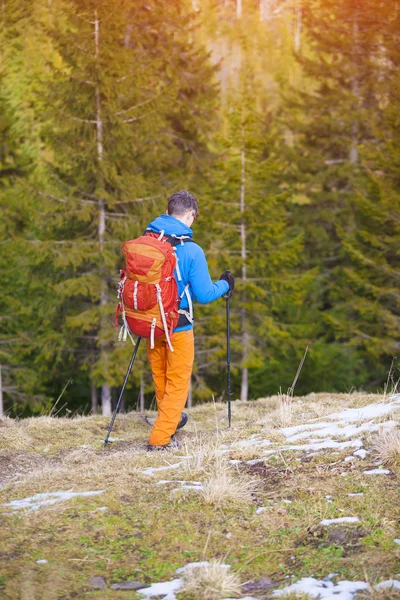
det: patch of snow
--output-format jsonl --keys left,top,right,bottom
{"left": 172, "top": 485, "right": 204, "bottom": 493}
{"left": 348, "top": 493, "right": 363, "bottom": 497}
{"left": 282, "top": 499, "right": 292, "bottom": 504}
{"left": 260, "top": 439, "right": 363, "bottom": 458}
{"left": 344, "top": 456, "right": 356, "bottom": 463}
{"left": 36, "top": 560, "right": 48, "bottom": 564}
{"left": 340, "top": 472, "right": 349, "bottom": 477}
{"left": 363, "top": 468, "right": 391, "bottom": 475}
{"left": 256, "top": 507, "right": 267, "bottom": 514}
{"left": 375, "top": 580, "right": 400, "bottom": 591}
{"left": 353, "top": 449, "right": 367, "bottom": 459}
{"left": 327, "top": 397, "right": 400, "bottom": 423}
{"left": 320, "top": 517, "right": 360, "bottom": 526}
{"left": 272, "top": 577, "right": 369, "bottom": 599}
{"left": 283, "top": 420, "right": 396, "bottom": 444}
{"left": 176, "top": 562, "right": 230, "bottom": 574}
{"left": 223, "top": 597, "right": 258, "bottom": 600}
{"left": 273, "top": 575, "right": 400, "bottom": 599}
{"left": 138, "top": 562, "right": 234, "bottom": 600}
{"left": 325, "top": 495, "right": 332, "bottom": 500}
{"left": 394, "top": 539, "right": 400, "bottom": 546}
{"left": 138, "top": 578, "right": 182, "bottom": 599}
{"left": 142, "top": 463, "right": 184, "bottom": 476}
{"left": 93, "top": 506, "right": 108, "bottom": 512}
{"left": 3, "top": 490, "right": 105, "bottom": 512}
{"left": 156, "top": 480, "right": 202, "bottom": 486}
{"left": 229, "top": 460, "right": 242, "bottom": 465}
{"left": 231, "top": 438, "right": 272, "bottom": 449}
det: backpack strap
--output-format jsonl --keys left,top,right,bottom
{"left": 165, "top": 234, "right": 196, "bottom": 247}
{"left": 145, "top": 228, "right": 196, "bottom": 247}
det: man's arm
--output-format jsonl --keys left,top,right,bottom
{"left": 188, "top": 245, "right": 229, "bottom": 303}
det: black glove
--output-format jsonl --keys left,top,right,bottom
{"left": 220, "top": 270, "right": 235, "bottom": 299}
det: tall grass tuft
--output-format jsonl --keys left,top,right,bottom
{"left": 180, "top": 561, "right": 242, "bottom": 600}
{"left": 373, "top": 429, "right": 400, "bottom": 465}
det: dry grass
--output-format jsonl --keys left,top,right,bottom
{"left": 1, "top": 391, "right": 400, "bottom": 600}
{"left": 277, "top": 393, "right": 294, "bottom": 427}
{"left": 180, "top": 561, "right": 242, "bottom": 600}
{"left": 199, "top": 458, "right": 257, "bottom": 506}
{"left": 372, "top": 429, "right": 400, "bottom": 466}
{"left": 179, "top": 439, "right": 222, "bottom": 479}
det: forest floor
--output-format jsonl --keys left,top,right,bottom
{"left": 1, "top": 392, "right": 400, "bottom": 600}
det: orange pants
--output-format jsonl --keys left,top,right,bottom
{"left": 147, "top": 329, "right": 194, "bottom": 447}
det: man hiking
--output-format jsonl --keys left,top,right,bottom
{"left": 145, "top": 190, "right": 234, "bottom": 451}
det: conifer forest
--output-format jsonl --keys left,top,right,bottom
{"left": 1, "top": 0, "right": 400, "bottom": 417}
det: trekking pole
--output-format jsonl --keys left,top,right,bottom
{"left": 225, "top": 283, "right": 232, "bottom": 428}
{"left": 104, "top": 337, "right": 141, "bottom": 447}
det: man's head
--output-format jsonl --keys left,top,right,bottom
{"left": 167, "top": 190, "right": 199, "bottom": 228}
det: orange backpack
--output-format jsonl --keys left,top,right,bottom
{"left": 115, "top": 230, "right": 192, "bottom": 351}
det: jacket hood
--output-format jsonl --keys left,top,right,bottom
{"left": 147, "top": 214, "right": 193, "bottom": 238}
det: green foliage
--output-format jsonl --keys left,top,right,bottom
{"left": 2, "top": 0, "right": 400, "bottom": 414}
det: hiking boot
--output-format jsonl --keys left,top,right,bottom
{"left": 177, "top": 411, "right": 188, "bottom": 430}
{"left": 145, "top": 412, "right": 188, "bottom": 431}
{"left": 147, "top": 437, "right": 182, "bottom": 452}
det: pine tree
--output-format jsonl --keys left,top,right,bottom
{"left": 329, "top": 3, "right": 400, "bottom": 371}
{"left": 277, "top": 0, "right": 393, "bottom": 390}
{"left": 21, "top": 0, "right": 219, "bottom": 415}
{"left": 193, "top": 46, "right": 307, "bottom": 402}
{"left": 0, "top": 0, "right": 54, "bottom": 414}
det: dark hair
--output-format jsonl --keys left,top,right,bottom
{"left": 167, "top": 190, "right": 199, "bottom": 219}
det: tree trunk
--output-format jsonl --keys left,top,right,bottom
{"left": 140, "top": 373, "right": 145, "bottom": 412}
{"left": 237, "top": 0, "right": 242, "bottom": 19}
{"left": 294, "top": 0, "right": 302, "bottom": 53}
{"left": 91, "top": 384, "right": 98, "bottom": 414}
{"left": 94, "top": 10, "right": 111, "bottom": 416}
{"left": 240, "top": 136, "right": 248, "bottom": 402}
{"left": 350, "top": 15, "right": 360, "bottom": 165}
{"left": 101, "top": 383, "right": 112, "bottom": 416}
{"left": 0, "top": 365, "right": 3, "bottom": 418}
{"left": 260, "top": 0, "right": 271, "bottom": 22}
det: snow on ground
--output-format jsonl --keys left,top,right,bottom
{"left": 272, "top": 577, "right": 370, "bottom": 600}
{"left": 142, "top": 462, "right": 184, "bottom": 476}
{"left": 156, "top": 480, "right": 202, "bottom": 487}
{"left": 320, "top": 517, "right": 360, "bottom": 526}
{"left": 225, "top": 394, "right": 400, "bottom": 464}
{"left": 363, "top": 468, "right": 391, "bottom": 475}
{"left": 136, "top": 563, "right": 400, "bottom": 600}
{"left": 2, "top": 490, "right": 105, "bottom": 512}
{"left": 273, "top": 577, "right": 400, "bottom": 599}
{"left": 137, "top": 563, "right": 256, "bottom": 600}
{"left": 138, "top": 395, "right": 399, "bottom": 482}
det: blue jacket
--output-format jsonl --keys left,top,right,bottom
{"left": 147, "top": 214, "right": 229, "bottom": 332}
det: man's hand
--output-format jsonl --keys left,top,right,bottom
{"left": 219, "top": 270, "right": 235, "bottom": 299}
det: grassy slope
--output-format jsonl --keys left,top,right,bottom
{"left": 0, "top": 393, "right": 399, "bottom": 600}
